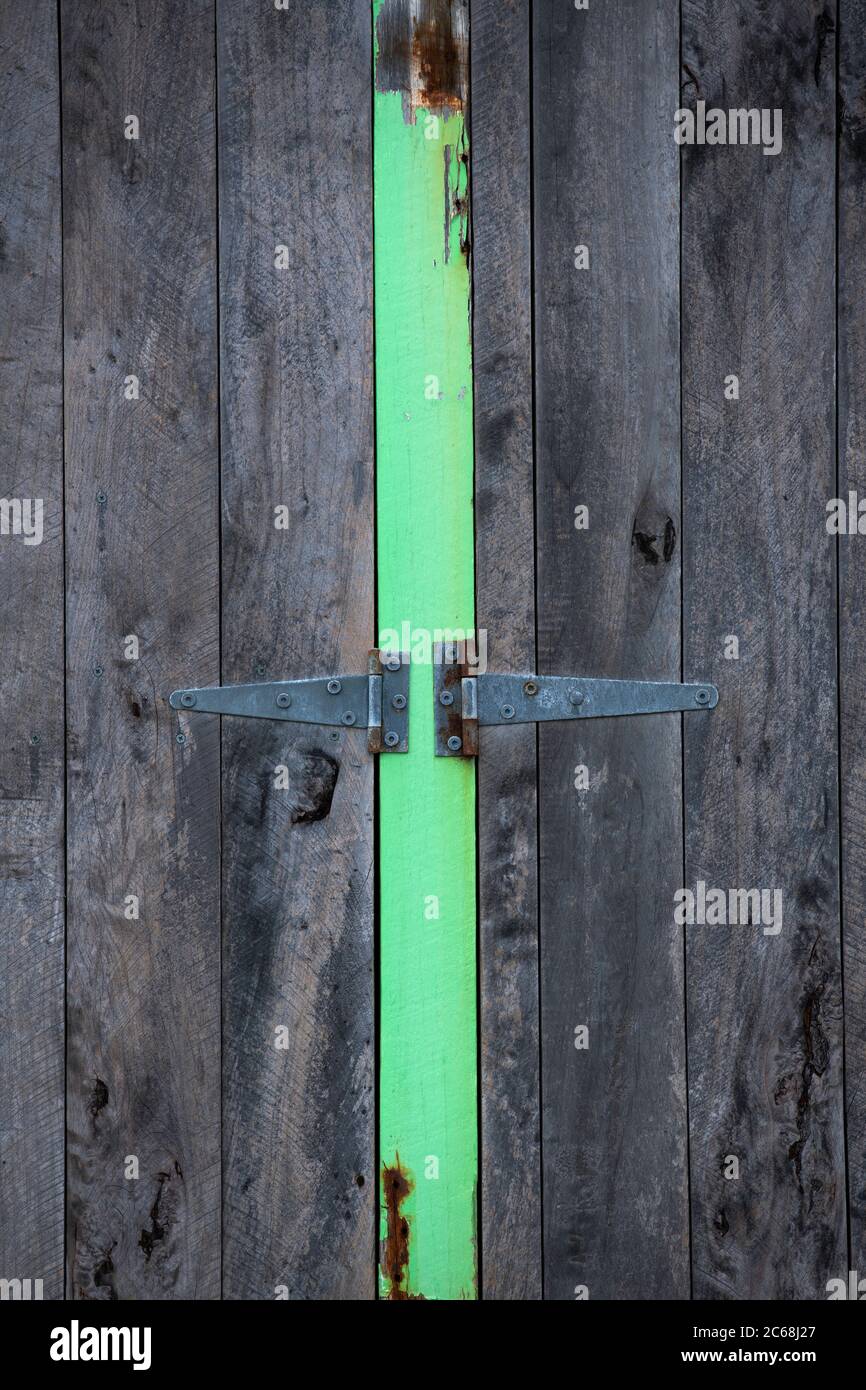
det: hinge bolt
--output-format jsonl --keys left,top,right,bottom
{"left": 275, "top": 692, "right": 292, "bottom": 709}
{"left": 500, "top": 704, "right": 515, "bottom": 720}
{"left": 327, "top": 679, "right": 342, "bottom": 694}
{"left": 439, "top": 690, "right": 454, "bottom": 707}
{"left": 384, "top": 731, "right": 399, "bottom": 748}
{"left": 568, "top": 690, "right": 585, "bottom": 707}
{"left": 391, "top": 693, "right": 407, "bottom": 710}
{"left": 447, "top": 735, "right": 462, "bottom": 752}
{"left": 341, "top": 711, "right": 356, "bottom": 726}
{"left": 180, "top": 692, "right": 197, "bottom": 708}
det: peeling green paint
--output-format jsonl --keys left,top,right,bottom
{"left": 374, "top": 0, "right": 477, "bottom": 1301}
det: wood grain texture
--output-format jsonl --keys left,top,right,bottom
{"left": 839, "top": 0, "right": 866, "bottom": 1278}
{"left": 63, "top": 0, "right": 220, "bottom": 1299}
{"left": 682, "top": 0, "right": 845, "bottom": 1299}
{"left": 534, "top": 0, "right": 687, "bottom": 1300}
{"left": 218, "top": 0, "right": 375, "bottom": 1300}
{"left": 471, "top": 0, "right": 541, "bottom": 1300}
{"left": 0, "top": 0, "right": 64, "bottom": 1299}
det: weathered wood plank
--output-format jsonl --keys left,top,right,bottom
{"left": 471, "top": 0, "right": 540, "bottom": 1300}
{"left": 218, "top": 0, "right": 375, "bottom": 1299}
{"left": 534, "top": 0, "right": 687, "bottom": 1299}
{"left": 374, "top": 0, "right": 477, "bottom": 1300}
{"left": 837, "top": 0, "right": 865, "bottom": 1283}
{"left": 682, "top": 0, "right": 845, "bottom": 1298}
{"left": 63, "top": 0, "right": 220, "bottom": 1299}
{"left": 0, "top": 0, "right": 64, "bottom": 1300}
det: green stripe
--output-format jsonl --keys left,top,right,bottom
{"left": 373, "top": 1, "right": 477, "bottom": 1300}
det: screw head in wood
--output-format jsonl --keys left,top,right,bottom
{"left": 447, "top": 735, "right": 462, "bottom": 752}
{"left": 176, "top": 733, "right": 186, "bottom": 744}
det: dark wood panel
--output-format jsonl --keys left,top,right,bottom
{"left": 682, "top": 0, "right": 845, "bottom": 1298}
{"left": 218, "top": 0, "right": 375, "bottom": 1300}
{"left": 534, "top": 0, "right": 686, "bottom": 1299}
{"left": 0, "top": 0, "right": 65, "bottom": 1299}
{"left": 471, "top": 0, "right": 541, "bottom": 1300}
{"left": 839, "top": 0, "right": 866, "bottom": 1279}
{"left": 63, "top": 0, "right": 221, "bottom": 1299}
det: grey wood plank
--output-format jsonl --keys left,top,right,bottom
{"left": 534, "top": 0, "right": 686, "bottom": 1300}
{"left": 682, "top": 0, "right": 845, "bottom": 1299}
{"left": 62, "top": 0, "right": 221, "bottom": 1299}
{"left": 471, "top": 0, "right": 541, "bottom": 1301}
{"left": 838, "top": 0, "right": 865, "bottom": 1283}
{"left": 218, "top": 0, "right": 375, "bottom": 1300}
{"left": 0, "top": 0, "right": 64, "bottom": 1300}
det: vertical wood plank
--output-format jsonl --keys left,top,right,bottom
{"left": 0, "top": 0, "right": 64, "bottom": 1299}
{"left": 218, "top": 0, "right": 375, "bottom": 1299}
{"left": 63, "top": 0, "right": 220, "bottom": 1299}
{"left": 837, "top": 0, "right": 864, "bottom": 1281}
{"left": 534, "top": 0, "right": 687, "bottom": 1300}
{"left": 682, "top": 0, "right": 845, "bottom": 1297}
{"left": 471, "top": 0, "right": 541, "bottom": 1300}
{"left": 374, "top": 0, "right": 477, "bottom": 1300}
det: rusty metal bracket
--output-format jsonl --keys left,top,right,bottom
{"left": 169, "top": 649, "right": 410, "bottom": 753}
{"left": 433, "top": 642, "right": 718, "bottom": 756}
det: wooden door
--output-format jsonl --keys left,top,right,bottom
{"left": 0, "top": 0, "right": 860, "bottom": 1305}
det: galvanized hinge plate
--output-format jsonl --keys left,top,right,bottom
{"left": 169, "top": 649, "right": 410, "bottom": 753}
{"left": 433, "top": 642, "right": 718, "bottom": 756}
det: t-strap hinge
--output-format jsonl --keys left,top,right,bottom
{"left": 433, "top": 642, "right": 719, "bottom": 756}
{"left": 169, "top": 649, "right": 410, "bottom": 753}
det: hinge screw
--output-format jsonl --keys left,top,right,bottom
{"left": 328, "top": 679, "right": 342, "bottom": 694}
{"left": 447, "top": 735, "right": 462, "bottom": 752}
{"left": 439, "top": 690, "right": 454, "bottom": 707}
{"left": 523, "top": 680, "right": 538, "bottom": 696}
{"left": 391, "top": 693, "right": 407, "bottom": 710}
{"left": 385, "top": 656, "right": 401, "bottom": 672}
{"left": 384, "top": 731, "right": 399, "bottom": 748}
{"left": 341, "top": 711, "right": 356, "bottom": 726}
{"left": 444, "top": 645, "right": 458, "bottom": 663}
{"left": 695, "top": 688, "right": 710, "bottom": 706}
{"left": 180, "top": 692, "right": 196, "bottom": 708}
{"left": 275, "top": 692, "right": 292, "bottom": 708}
{"left": 176, "top": 732, "right": 186, "bottom": 745}
{"left": 500, "top": 704, "right": 515, "bottom": 720}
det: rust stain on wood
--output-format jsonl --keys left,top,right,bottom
{"left": 381, "top": 1155, "right": 426, "bottom": 1299}
{"left": 376, "top": 0, "right": 468, "bottom": 125}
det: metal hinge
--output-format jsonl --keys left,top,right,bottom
{"left": 433, "top": 642, "right": 719, "bottom": 756}
{"left": 169, "top": 649, "right": 410, "bottom": 753}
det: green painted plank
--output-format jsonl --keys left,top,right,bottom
{"left": 373, "top": 0, "right": 477, "bottom": 1301}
